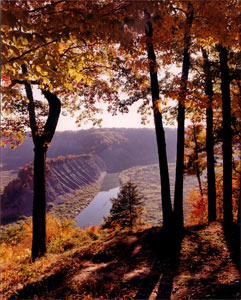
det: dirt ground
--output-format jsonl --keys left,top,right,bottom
{"left": 10, "top": 222, "right": 240, "bottom": 300}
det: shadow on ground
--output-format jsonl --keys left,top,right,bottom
{"left": 223, "top": 222, "right": 240, "bottom": 270}
{"left": 8, "top": 223, "right": 240, "bottom": 300}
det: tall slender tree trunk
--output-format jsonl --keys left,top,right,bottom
{"left": 145, "top": 13, "right": 172, "bottom": 229}
{"left": 202, "top": 48, "right": 216, "bottom": 222}
{"left": 22, "top": 65, "right": 61, "bottom": 260}
{"left": 238, "top": 174, "right": 241, "bottom": 224}
{"left": 218, "top": 45, "right": 233, "bottom": 227}
{"left": 174, "top": 2, "right": 193, "bottom": 230}
{"left": 32, "top": 139, "right": 47, "bottom": 259}
{"left": 193, "top": 126, "right": 204, "bottom": 198}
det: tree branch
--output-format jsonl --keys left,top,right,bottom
{"left": 41, "top": 90, "right": 61, "bottom": 144}
{"left": 4, "top": 79, "right": 39, "bottom": 89}
{"left": 4, "top": 39, "right": 58, "bottom": 64}
{"left": 28, "top": 0, "right": 66, "bottom": 13}
{"left": 172, "top": 6, "right": 187, "bottom": 16}
{"left": 21, "top": 65, "right": 39, "bottom": 143}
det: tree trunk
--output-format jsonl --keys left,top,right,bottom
{"left": 145, "top": 15, "right": 173, "bottom": 229}
{"left": 238, "top": 174, "right": 241, "bottom": 224}
{"left": 174, "top": 2, "right": 193, "bottom": 230}
{"left": 193, "top": 126, "right": 204, "bottom": 198}
{"left": 22, "top": 65, "right": 61, "bottom": 261}
{"left": 32, "top": 138, "right": 47, "bottom": 260}
{"left": 202, "top": 48, "right": 216, "bottom": 222}
{"left": 218, "top": 45, "right": 233, "bottom": 227}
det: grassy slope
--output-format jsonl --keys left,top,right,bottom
{"left": 48, "top": 172, "right": 106, "bottom": 220}
{"left": 1, "top": 221, "right": 240, "bottom": 300}
{"left": 0, "top": 170, "right": 17, "bottom": 195}
{"left": 120, "top": 163, "right": 197, "bottom": 226}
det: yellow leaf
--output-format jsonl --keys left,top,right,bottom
{"left": 75, "top": 74, "right": 83, "bottom": 81}
{"left": 36, "top": 66, "right": 41, "bottom": 73}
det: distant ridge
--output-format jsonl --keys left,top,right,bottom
{"left": 1, "top": 128, "right": 177, "bottom": 171}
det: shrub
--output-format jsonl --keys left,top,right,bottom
{"left": 102, "top": 181, "right": 145, "bottom": 230}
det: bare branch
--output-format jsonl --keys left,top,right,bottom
{"left": 21, "top": 65, "right": 39, "bottom": 143}
{"left": 42, "top": 90, "right": 61, "bottom": 144}
{"left": 3, "top": 39, "right": 58, "bottom": 65}
{"left": 28, "top": 0, "right": 66, "bottom": 13}
{"left": 7, "top": 79, "right": 39, "bottom": 89}
{"left": 172, "top": 6, "right": 187, "bottom": 16}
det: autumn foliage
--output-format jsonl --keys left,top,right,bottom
{"left": 0, "top": 215, "right": 105, "bottom": 298}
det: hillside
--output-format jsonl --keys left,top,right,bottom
{"left": 0, "top": 128, "right": 177, "bottom": 171}
{"left": 1, "top": 154, "right": 106, "bottom": 224}
{"left": 1, "top": 221, "right": 239, "bottom": 299}
{"left": 120, "top": 164, "right": 199, "bottom": 226}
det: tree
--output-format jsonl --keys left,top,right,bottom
{"left": 22, "top": 67, "right": 61, "bottom": 260}
{"left": 173, "top": 1, "right": 194, "bottom": 230}
{"left": 1, "top": 0, "right": 143, "bottom": 260}
{"left": 193, "top": 0, "right": 240, "bottom": 226}
{"left": 217, "top": 45, "right": 233, "bottom": 227}
{"left": 144, "top": 9, "right": 173, "bottom": 230}
{"left": 102, "top": 181, "right": 145, "bottom": 230}
{"left": 184, "top": 123, "right": 206, "bottom": 199}
{"left": 201, "top": 48, "right": 217, "bottom": 222}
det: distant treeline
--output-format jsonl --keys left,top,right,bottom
{"left": 1, "top": 128, "right": 177, "bottom": 172}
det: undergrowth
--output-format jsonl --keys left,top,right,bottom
{"left": 0, "top": 215, "right": 109, "bottom": 299}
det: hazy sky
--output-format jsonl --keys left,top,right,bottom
{"left": 34, "top": 64, "right": 181, "bottom": 131}
{"left": 56, "top": 102, "right": 155, "bottom": 131}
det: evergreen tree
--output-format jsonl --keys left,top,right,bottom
{"left": 103, "top": 181, "right": 145, "bottom": 230}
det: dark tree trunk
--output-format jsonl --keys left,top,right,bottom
{"left": 32, "top": 138, "right": 47, "bottom": 260}
{"left": 218, "top": 45, "right": 233, "bottom": 227}
{"left": 238, "top": 174, "right": 241, "bottom": 224}
{"left": 193, "top": 126, "right": 203, "bottom": 198}
{"left": 145, "top": 15, "right": 173, "bottom": 229}
{"left": 22, "top": 65, "right": 61, "bottom": 261}
{"left": 202, "top": 48, "right": 217, "bottom": 222}
{"left": 174, "top": 2, "right": 193, "bottom": 230}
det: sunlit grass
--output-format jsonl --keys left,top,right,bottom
{"left": 0, "top": 215, "right": 106, "bottom": 299}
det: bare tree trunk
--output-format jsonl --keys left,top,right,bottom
{"left": 174, "top": 2, "right": 193, "bottom": 230}
{"left": 145, "top": 12, "right": 173, "bottom": 230}
{"left": 217, "top": 45, "right": 233, "bottom": 227}
{"left": 202, "top": 48, "right": 217, "bottom": 222}
{"left": 22, "top": 65, "right": 61, "bottom": 261}
{"left": 32, "top": 139, "right": 47, "bottom": 259}
{"left": 193, "top": 125, "right": 204, "bottom": 198}
{"left": 238, "top": 174, "right": 241, "bottom": 224}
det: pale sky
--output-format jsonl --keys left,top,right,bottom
{"left": 34, "top": 64, "right": 181, "bottom": 131}
{"left": 56, "top": 102, "right": 156, "bottom": 131}
{"left": 55, "top": 65, "right": 181, "bottom": 131}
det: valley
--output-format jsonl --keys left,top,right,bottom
{"left": 74, "top": 163, "right": 198, "bottom": 228}
{"left": 1, "top": 128, "right": 198, "bottom": 227}
{"left": 1, "top": 154, "right": 106, "bottom": 224}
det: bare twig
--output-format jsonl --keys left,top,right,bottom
{"left": 3, "top": 39, "right": 58, "bottom": 64}
{"left": 28, "top": 0, "right": 65, "bottom": 13}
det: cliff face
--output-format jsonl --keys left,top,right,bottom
{"left": 1, "top": 154, "right": 106, "bottom": 224}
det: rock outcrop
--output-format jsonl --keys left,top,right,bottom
{"left": 1, "top": 154, "right": 106, "bottom": 224}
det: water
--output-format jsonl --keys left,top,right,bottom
{"left": 75, "top": 186, "right": 120, "bottom": 228}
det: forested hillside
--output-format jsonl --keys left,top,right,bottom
{"left": 1, "top": 154, "right": 105, "bottom": 224}
{"left": 1, "top": 128, "right": 176, "bottom": 171}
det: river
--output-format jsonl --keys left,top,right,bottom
{"left": 75, "top": 186, "right": 120, "bottom": 228}
{"left": 75, "top": 164, "right": 199, "bottom": 228}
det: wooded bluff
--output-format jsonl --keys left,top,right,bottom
{"left": 1, "top": 128, "right": 176, "bottom": 171}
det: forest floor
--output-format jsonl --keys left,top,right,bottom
{"left": 4, "top": 222, "right": 240, "bottom": 300}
